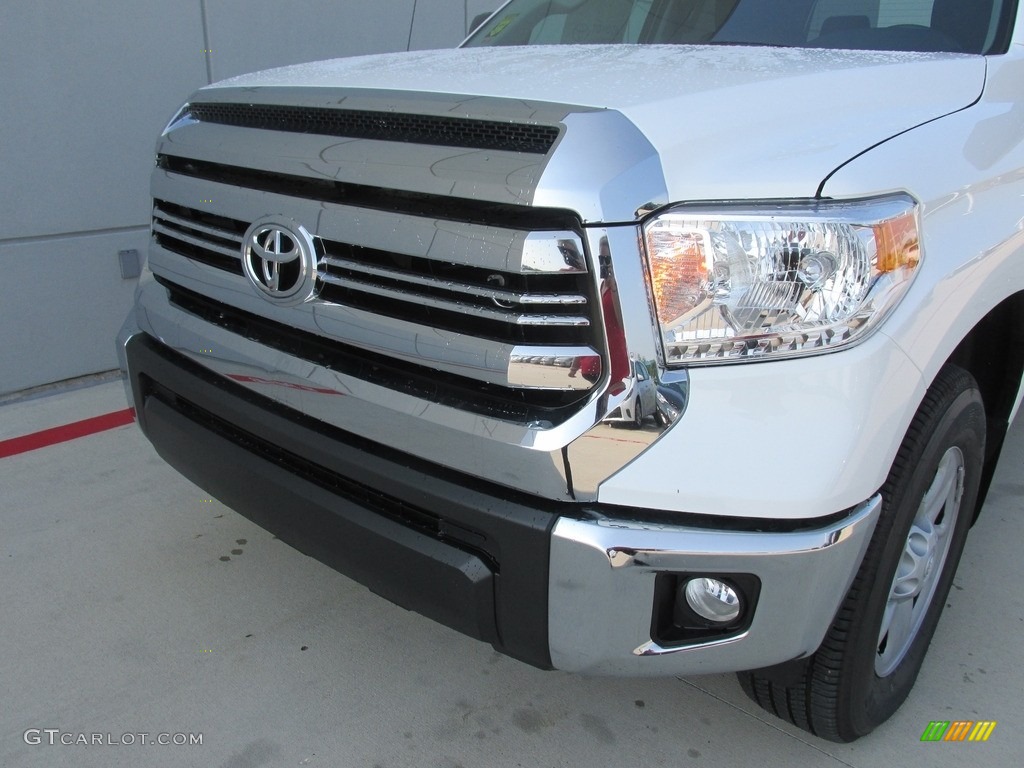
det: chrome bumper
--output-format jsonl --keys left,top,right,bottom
{"left": 548, "top": 496, "right": 880, "bottom": 676}
{"left": 121, "top": 317, "right": 881, "bottom": 677}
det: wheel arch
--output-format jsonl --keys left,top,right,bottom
{"left": 943, "top": 291, "right": 1024, "bottom": 518}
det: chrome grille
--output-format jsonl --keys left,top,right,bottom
{"left": 157, "top": 277, "right": 586, "bottom": 423}
{"left": 317, "top": 240, "right": 593, "bottom": 346}
{"left": 152, "top": 200, "right": 593, "bottom": 344}
{"left": 150, "top": 89, "right": 606, "bottom": 422}
{"left": 151, "top": 196, "right": 603, "bottom": 412}
{"left": 152, "top": 201, "right": 244, "bottom": 275}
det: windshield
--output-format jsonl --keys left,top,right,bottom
{"left": 464, "top": 0, "right": 1017, "bottom": 54}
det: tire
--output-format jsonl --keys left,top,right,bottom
{"left": 738, "top": 364, "right": 985, "bottom": 742}
{"left": 633, "top": 401, "right": 644, "bottom": 429}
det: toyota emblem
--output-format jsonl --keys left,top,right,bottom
{"left": 242, "top": 218, "right": 318, "bottom": 304}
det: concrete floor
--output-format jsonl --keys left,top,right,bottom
{"left": 1, "top": 378, "right": 1020, "bottom": 768}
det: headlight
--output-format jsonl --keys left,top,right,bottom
{"left": 642, "top": 195, "right": 920, "bottom": 365}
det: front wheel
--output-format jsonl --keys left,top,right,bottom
{"left": 738, "top": 364, "right": 986, "bottom": 742}
{"left": 632, "top": 401, "right": 644, "bottom": 429}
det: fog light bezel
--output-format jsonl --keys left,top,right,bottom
{"left": 651, "top": 572, "right": 761, "bottom": 647}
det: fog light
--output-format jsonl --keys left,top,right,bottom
{"left": 683, "top": 578, "right": 742, "bottom": 624}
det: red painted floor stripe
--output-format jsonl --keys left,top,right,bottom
{"left": 0, "top": 408, "right": 136, "bottom": 459}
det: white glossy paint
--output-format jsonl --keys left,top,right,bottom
{"left": 601, "top": 47, "right": 1024, "bottom": 519}
{"left": 824, "top": 48, "right": 1024, "bottom": 425}
{"left": 598, "top": 331, "right": 924, "bottom": 518}
{"left": 211, "top": 45, "right": 985, "bottom": 203}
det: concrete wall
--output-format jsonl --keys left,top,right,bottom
{"left": 0, "top": 0, "right": 497, "bottom": 396}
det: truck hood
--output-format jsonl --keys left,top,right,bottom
{"left": 211, "top": 44, "right": 986, "bottom": 206}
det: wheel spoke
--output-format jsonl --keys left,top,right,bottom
{"left": 876, "top": 446, "right": 965, "bottom": 676}
{"left": 878, "top": 594, "right": 915, "bottom": 666}
{"left": 890, "top": 537, "right": 926, "bottom": 600}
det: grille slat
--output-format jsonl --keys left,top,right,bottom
{"left": 317, "top": 272, "right": 590, "bottom": 328}
{"left": 153, "top": 201, "right": 247, "bottom": 274}
{"left": 152, "top": 221, "right": 243, "bottom": 262}
{"left": 153, "top": 207, "right": 245, "bottom": 246}
{"left": 188, "top": 102, "right": 560, "bottom": 155}
{"left": 157, "top": 154, "right": 578, "bottom": 230}
{"left": 319, "top": 255, "right": 587, "bottom": 308}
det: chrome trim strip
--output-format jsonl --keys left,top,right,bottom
{"left": 151, "top": 173, "right": 580, "bottom": 275}
{"left": 548, "top": 497, "right": 881, "bottom": 675}
{"left": 152, "top": 222, "right": 243, "bottom": 260}
{"left": 516, "top": 315, "right": 590, "bottom": 328}
{"left": 508, "top": 347, "right": 600, "bottom": 391}
{"left": 522, "top": 231, "right": 588, "bottom": 273}
{"left": 317, "top": 273, "right": 590, "bottom": 327}
{"left": 518, "top": 294, "right": 587, "bottom": 306}
{"left": 152, "top": 206, "right": 243, "bottom": 245}
{"left": 557, "top": 227, "right": 690, "bottom": 498}
{"left": 534, "top": 109, "right": 669, "bottom": 223}
{"left": 319, "top": 255, "right": 587, "bottom": 306}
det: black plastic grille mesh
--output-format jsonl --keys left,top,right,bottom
{"left": 189, "top": 102, "right": 560, "bottom": 154}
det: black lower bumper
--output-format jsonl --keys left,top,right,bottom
{"left": 125, "top": 333, "right": 555, "bottom": 669}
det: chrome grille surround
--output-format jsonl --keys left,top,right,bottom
{"left": 142, "top": 85, "right": 679, "bottom": 501}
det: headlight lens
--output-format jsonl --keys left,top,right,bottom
{"left": 643, "top": 195, "right": 920, "bottom": 365}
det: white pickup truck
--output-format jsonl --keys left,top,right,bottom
{"left": 118, "top": 0, "right": 1024, "bottom": 741}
